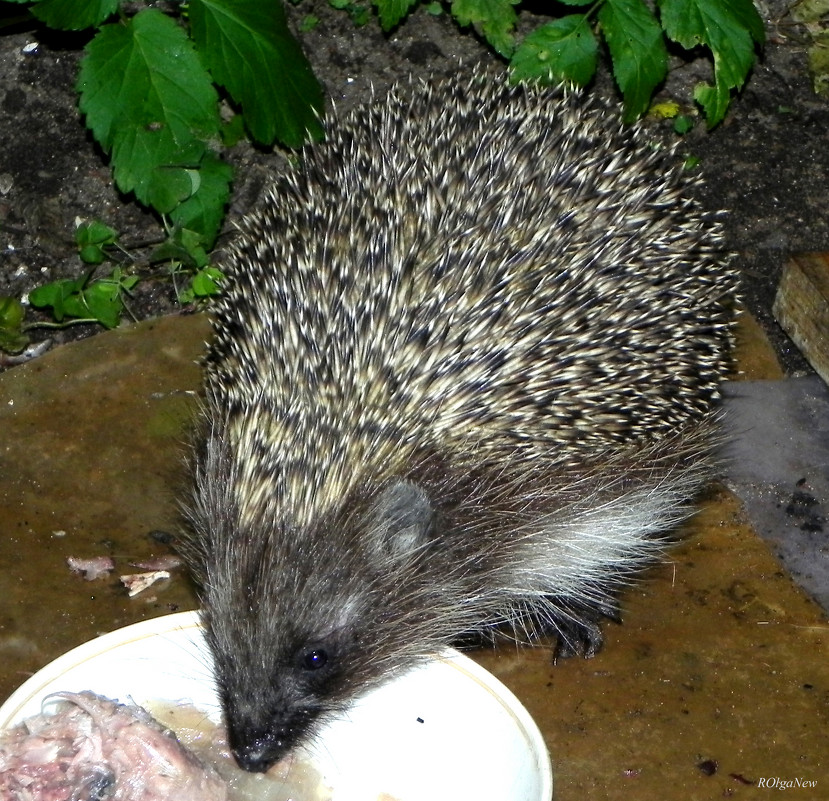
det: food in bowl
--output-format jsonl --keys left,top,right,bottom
{"left": 0, "top": 612, "right": 552, "bottom": 801}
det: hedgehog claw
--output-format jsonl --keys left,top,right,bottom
{"left": 551, "top": 601, "right": 623, "bottom": 661}
{"left": 553, "top": 619, "right": 605, "bottom": 661}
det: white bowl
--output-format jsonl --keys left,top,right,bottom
{"left": 0, "top": 610, "right": 552, "bottom": 801}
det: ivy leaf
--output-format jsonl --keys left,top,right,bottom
{"left": 373, "top": 0, "right": 419, "bottom": 29}
{"left": 599, "top": 0, "right": 667, "bottom": 120}
{"left": 451, "top": 0, "right": 520, "bottom": 58}
{"left": 511, "top": 16, "right": 598, "bottom": 86}
{"left": 659, "top": 0, "right": 764, "bottom": 125}
{"left": 189, "top": 0, "right": 324, "bottom": 148}
{"left": 30, "top": 0, "right": 119, "bottom": 30}
{"left": 168, "top": 153, "right": 233, "bottom": 249}
{"left": 77, "top": 9, "right": 221, "bottom": 210}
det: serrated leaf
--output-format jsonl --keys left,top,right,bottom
{"left": 599, "top": 0, "right": 667, "bottom": 120}
{"left": 30, "top": 0, "right": 119, "bottom": 30}
{"left": 693, "top": 78, "right": 732, "bottom": 126}
{"left": 659, "top": 0, "right": 763, "bottom": 92}
{"left": 168, "top": 153, "right": 233, "bottom": 248}
{"left": 146, "top": 164, "right": 202, "bottom": 214}
{"left": 373, "top": 0, "right": 419, "bottom": 29}
{"left": 451, "top": 0, "right": 520, "bottom": 57}
{"left": 511, "top": 16, "right": 598, "bottom": 86}
{"left": 77, "top": 9, "right": 220, "bottom": 211}
{"left": 189, "top": 0, "right": 324, "bottom": 148}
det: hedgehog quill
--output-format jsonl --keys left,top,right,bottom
{"left": 181, "top": 70, "right": 737, "bottom": 772}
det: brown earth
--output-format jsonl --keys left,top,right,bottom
{"left": 0, "top": 1, "right": 827, "bottom": 373}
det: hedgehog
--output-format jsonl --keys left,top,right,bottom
{"left": 180, "top": 68, "right": 737, "bottom": 773}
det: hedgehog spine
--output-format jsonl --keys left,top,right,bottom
{"left": 181, "top": 68, "right": 736, "bottom": 772}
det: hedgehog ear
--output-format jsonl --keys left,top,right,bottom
{"left": 366, "top": 479, "right": 436, "bottom": 561}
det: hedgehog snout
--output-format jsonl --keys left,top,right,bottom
{"left": 226, "top": 708, "right": 299, "bottom": 772}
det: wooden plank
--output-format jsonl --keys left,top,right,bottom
{"left": 773, "top": 251, "right": 829, "bottom": 383}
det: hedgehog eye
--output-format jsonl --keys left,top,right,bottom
{"left": 302, "top": 648, "right": 328, "bottom": 671}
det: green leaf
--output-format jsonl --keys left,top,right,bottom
{"left": 152, "top": 228, "right": 209, "bottom": 270}
{"left": 27, "top": 268, "right": 135, "bottom": 328}
{"left": 78, "top": 244, "right": 107, "bottom": 264}
{"left": 189, "top": 0, "right": 325, "bottom": 147}
{"left": 30, "top": 0, "right": 119, "bottom": 30}
{"left": 168, "top": 153, "right": 233, "bottom": 248}
{"left": 373, "top": 0, "right": 419, "bottom": 29}
{"left": 791, "top": 0, "right": 829, "bottom": 25}
{"left": 77, "top": 280, "right": 123, "bottom": 328}
{"left": 0, "top": 328, "right": 29, "bottom": 354}
{"left": 693, "top": 78, "right": 732, "bottom": 126}
{"left": 77, "top": 9, "right": 221, "bottom": 211}
{"left": 599, "top": 0, "right": 667, "bottom": 120}
{"left": 220, "top": 112, "right": 247, "bottom": 147}
{"left": 190, "top": 265, "right": 224, "bottom": 297}
{"left": 0, "top": 296, "right": 25, "bottom": 330}
{"left": 0, "top": 296, "right": 29, "bottom": 354}
{"left": 451, "top": 0, "right": 520, "bottom": 58}
{"left": 511, "top": 16, "right": 598, "bottom": 86}
{"left": 76, "top": 220, "right": 118, "bottom": 253}
{"left": 29, "top": 275, "right": 86, "bottom": 321}
{"left": 659, "top": 0, "right": 764, "bottom": 124}
{"left": 673, "top": 114, "right": 695, "bottom": 134}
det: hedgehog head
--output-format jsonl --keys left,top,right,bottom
{"left": 183, "top": 417, "right": 447, "bottom": 770}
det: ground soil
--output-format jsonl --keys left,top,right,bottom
{"left": 0, "top": 1, "right": 827, "bottom": 373}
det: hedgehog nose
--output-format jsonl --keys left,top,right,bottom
{"left": 233, "top": 741, "right": 278, "bottom": 773}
